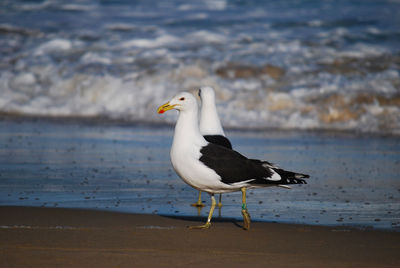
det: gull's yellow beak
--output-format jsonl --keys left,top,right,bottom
{"left": 157, "top": 102, "right": 176, "bottom": 114}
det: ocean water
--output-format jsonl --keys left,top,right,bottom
{"left": 1, "top": 0, "right": 400, "bottom": 134}
{"left": 0, "top": 119, "right": 399, "bottom": 231}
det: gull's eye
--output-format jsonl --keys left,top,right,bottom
{"left": 179, "top": 97, "right": 185, "bottom": 101}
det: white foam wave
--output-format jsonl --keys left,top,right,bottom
{"left": 308, "top": 20, "right": 323, "bottom": 27}
{"left": 0, "top": 24, "right": 40, "bottom": 36}
{"left": 338, "top": 44, "right": 388, "bottom": 59}
{"left": 61, "top": 4, "right": 96, "bottom": 12}
{"left": 1, "top": 62, "right": 399, "bottom": 135}
{"left": 105, "top": 23, "right": 137, "bottom": 32}
{"left": 186, "top": 30, "right": 227, "bottom": 44}
{"left": 34, "top": 39, "right": 73, "bottom": 56}
{"left": 190, "top": 13, "right": 209, "bottom": 20}
{"left": 82, "top": 52, "right": 112, "bottom": 65}
{"left": 205, "top": 0, "right": 227, "bottom": 10}
{"left": 12, "top": 73, "right": 36, "bottom": 87}
{"left": 19, "top": 0, "right": 53, "bottom": 11}
{"left": 121, "top": 34, "right": 178, "bottom": 49}
{"left": 178, "top": 4, "right": 197, "bottom": 11}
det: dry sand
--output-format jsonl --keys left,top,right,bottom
{"left": 0, "top": 206, "right": 399, "bottom": 268}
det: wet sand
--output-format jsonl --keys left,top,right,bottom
{"left": 1, "top": 206, "right": 399, "bottom": 268}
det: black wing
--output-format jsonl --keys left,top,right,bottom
{"left": 203, "top": 135, "right": 276, "bottom": 168}
{"left": 203, "top": 135, "right": 232, "bottom": 149}
{"left": 199, "top": 143, "right": 309, "bottom": 186}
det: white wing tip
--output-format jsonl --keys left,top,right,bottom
{"left": 269, "top": 171, "right": 281, "bottom": 181}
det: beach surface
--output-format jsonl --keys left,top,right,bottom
{"left": 1, "top": 206, "right": 399, "bottom": 268}
{"left": 1, "top": 118, "right": 399, "bottom": 231}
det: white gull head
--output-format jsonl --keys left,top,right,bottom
{"left": 198, "top": 86, "right": 225, "bottom": 136}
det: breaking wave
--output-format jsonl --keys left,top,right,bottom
{"left": 0, "top": 0, "right": 399, "bottom": 135}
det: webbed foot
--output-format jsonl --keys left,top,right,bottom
{"left": 189, "top": 222, "right": 211, "bottom": 229}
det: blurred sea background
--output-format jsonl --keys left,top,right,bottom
{"left": 1, "top": 0, "right": 400, "bottom": 134}
{"left": 0, "top": 0, "right": 399, "bottom": 231}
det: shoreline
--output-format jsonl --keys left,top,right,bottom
{"left": 1, "top": 206, "right": 399, "bottom": 267}
{"left": 3, "top": 204, "right": 397, "bottom": 233}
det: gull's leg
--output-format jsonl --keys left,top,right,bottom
{"left": 191, "top": 191, "right": 205, "bottom": 207}
{"left": 241, "top": 187, "right": 251, "bottom": 230}
{"left": 217, "top": 193, "right": 222, "bottom": 217}
{"left": 217, "top": 193, "right": 223, "bottom": 208}
{"left": 189, "top": 194, "right": 216, "bottom": 229}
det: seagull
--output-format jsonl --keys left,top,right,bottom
{"left": 157, "top": 91, "right": 309, "bottom": 230}
{"left": 192, "top": 86, "right": 232, "bottom": 208}
{"left": 197, "top": 86, "right": 281, "bottom": 208}
{"left": 199, "top": 86, "right": 232, "bottom": 149}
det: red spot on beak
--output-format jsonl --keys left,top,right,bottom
{"left": 158, "top": 110, "right": 165, "bottom": 114}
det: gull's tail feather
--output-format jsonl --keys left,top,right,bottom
{"left": 273, "top": 168, "right": 309, "bottom": 184}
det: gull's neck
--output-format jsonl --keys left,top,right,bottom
{"left": 172, "top": 107, "right": 206, "bottom": 153}
{"left": 200, "top": 98, "right": 225, "bottom": 136}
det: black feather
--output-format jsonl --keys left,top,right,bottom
{"left": 199, "top": 143, "right": 309, "bottom": 186}
{"left": 203, "top": 135, "right": 232, "bottom": 149}
{"left": 272, "top": 168, "right": 309, "bottom": 184}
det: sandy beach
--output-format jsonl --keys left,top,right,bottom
{"left": 1, "top": 206, "right": 399, "bottom": 268}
